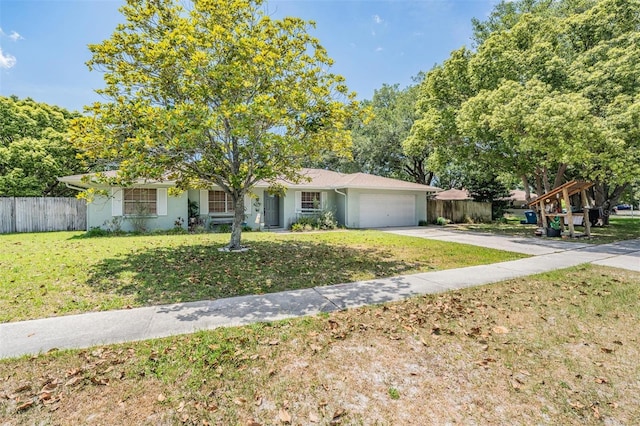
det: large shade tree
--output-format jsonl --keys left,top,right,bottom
{"left": 351, "top": 78, "right": 435, "bottom": 185}
{"left": 0, "top": 96, "right": 83, "bottom": 197}
{"left": 307, "top": 76, "right": 433, "bottom": 184}
{"left": 409, "top": 0, "right": 640, "bottom": 215}
{"left": 72, "top": 0, "right": 358, "bottom": 249}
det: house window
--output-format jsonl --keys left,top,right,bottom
{"left": 301, "top": 191, "right": 321, "bottom": 211}
{"left": 123, "top": 188, "right": 157, "bottom": 215}
{"left": 209, "top": 190, "right": 234, "bottom": 213}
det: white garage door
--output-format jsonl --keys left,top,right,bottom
{"left": 359, "top": 194, "right": 416, "bottom": 228}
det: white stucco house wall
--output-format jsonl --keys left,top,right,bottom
{"left": 58, "top": 168, "right": 441, "bottom": 231}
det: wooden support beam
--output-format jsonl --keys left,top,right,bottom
{"left": 581, "top": 189, "right": 591, "bottom": 237}
{"left": 539, "top": 200, "right": 548, "bottom": 229}
{"left": 562, "top": 187, "right": 575, "bottom": 237}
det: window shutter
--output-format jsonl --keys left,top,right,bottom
{"left": 157, "top": 188, "right": 168, "bottom": 216}
{"left": 295, "top": 191, "right": 302, "bottom": 211}
{"left": 320, "top": 192, "right": 327, "bottom": 210}
{"left": 111, "top": 188, "right": 123, "bottom": 216}
{"left": 199, "top": 190, "right": 209, "bottom": 215}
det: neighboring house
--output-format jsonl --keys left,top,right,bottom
{"left": 433, "top": 188, "right": 471, "bottom": 201}
{"left": 503, "top": 190, "right": 537, "bottom": 208}
{"left": 58, "top": 168, "right": 441, "bottom": 232}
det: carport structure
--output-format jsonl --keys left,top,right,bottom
{"left": 528, "top": 180, "right": 594, "bottom": 238}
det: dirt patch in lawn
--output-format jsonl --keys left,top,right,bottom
{"left": 2, "top": 265, "right": 639, "bottom": 424}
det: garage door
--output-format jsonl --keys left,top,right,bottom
{"left": 359, "top": 194, "right": 416, "bottom": 228}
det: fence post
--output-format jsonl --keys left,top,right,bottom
{"left": 11, "top": 197, "right": 17, "bottom": 233}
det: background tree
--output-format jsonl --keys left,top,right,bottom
{"left": 410, "top": 0, "right": 640, "bottom": 218}
{"left": 72, "top": 0, "right": 359, "bottom": 249}
{"left": 0, "top": 95, "right": 83, "bottom": 197}
{"left": 309, "top": 76, "right": 433, "bottom": 184}
{"left": 352, "top": 77, "right": 434, "bottom": 185}
{"left": 404, "top": 48, "right": 475, "bottom": 189}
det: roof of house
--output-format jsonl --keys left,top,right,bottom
{"left": 277, "top": 168, "right": 440, "bottom": 192}
{"left": 433, "top": 188, "right": 471, "bottom": 200}
{"left": 59, "top": 168, "right": 442, "bottom": 193}
{"left": 58, "top": 170, "right": 176, "bottom": 188}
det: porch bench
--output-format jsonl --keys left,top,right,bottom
{"left": 209, "top": 216, "right": 234, "bottom": 225}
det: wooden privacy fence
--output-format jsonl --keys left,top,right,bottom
{"left": 427, "top": 199, "right": 492, "bottom": 223}
{"left": 0, "top": 197, "right": 86, "bottom": 234}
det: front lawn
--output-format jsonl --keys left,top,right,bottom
{"left": 2, "top": 265, "right": 639, "bottom": 424}
{"left": 449, "top": 216, "right": 640, "bottom": 244}
{"left": 0, "top": 230, "right": 526, "bottom": 322}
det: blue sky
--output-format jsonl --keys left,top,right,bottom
{"left": 0, "top": 0, "right": 497, "bottom": 112}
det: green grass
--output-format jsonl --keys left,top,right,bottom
{"left": 450, "top": 215, "right": 640, "bottom": 244}
{"left": 388, "top": 387, "right": 400, "bottom": 400}
{"left": 0, "top": 230, "right": 526, "bottom": 322}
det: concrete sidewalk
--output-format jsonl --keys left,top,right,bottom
{"left": 1, "top": 232, "right": 638, "bottom": 359}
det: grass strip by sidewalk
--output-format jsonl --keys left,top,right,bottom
{"left": 449, "top": 217, "right": 640, "bottom": 244}
{"left": 0, "top": 230, "right": 526, "bottom": 322}
{"left": 1, "top": 265, "right": 639, "bottom": 424}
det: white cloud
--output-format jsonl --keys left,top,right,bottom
{"left": 0, "top": 47, "right": 17, "bottom": 69}
{"left": 375, "top": 46, "right": 384, "bottom": 52}
{"left": 9, "top": 31, "right": 23, "bottom": 42}
{"left": 372, "top": 14, "right": 383, "bottom": 24}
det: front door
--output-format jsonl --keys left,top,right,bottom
{"left": 264, "top": 194, "right": 280, "bottom": 227}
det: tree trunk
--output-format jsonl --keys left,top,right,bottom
{"left": 535, "top": 171, "right": 543, "bottom": 197}
{"left": 593, "top": 181, "right": 629, "bottom": 225}
{"left": 228, "top": 192, "right": 245, "bottom": 250}
{"left": 405, "top": 158, "right": 434, "bottom": 185}
{"left": 542, "top": 166, "right": 550, "bottom": 192}
{"left": 553, "top": 163, "right": 567, "bottom": 189}
{"left": 405, "top": 158, "right": 426, "bottom": 185}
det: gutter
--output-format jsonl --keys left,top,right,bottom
{"left": 334, "top": 188, "right": 348, "bottom": 227}
{"left": 63, "top": 182, "right": 88, "bottom": 192}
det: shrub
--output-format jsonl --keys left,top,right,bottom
{"left": 317, "top": 209, "right": 338, "bottom": 230}
{"left": 436, "top": 216, "right": 450, "bottom": 226}
{"left": 162, "top": 227, "right": 187, "bottom": 235}
{"left": 418, "top": 220, "right": 428, "bottom": 226}
{"left": 192, "top": 225, "right": 207, "bottom": 234}
{"left": 174, "top": 217, "right": 185, "bottom": 229}
{"left": 491, "top": 200, "right": 510, "bottom": 221}
{"left": 85, "top": 227, "right": 110, "bottom": 237}
{"left": 103, "top": 216, "right": 123, "bottom": 233}
{"left": 290, "top": 208, "right": 338, "bottom": 231}
{"left": 216, "top": 223, "right": 232, "bottom": 233}
{"left": 127, "top": 203, "right": 151, "bottom": 233}
{"left": 291, "top": 223, "right": 304, "bottom": 232}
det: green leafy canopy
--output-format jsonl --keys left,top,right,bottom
{"left": 0, "top": 96, "right": 83, "bottom": 197}
{"left": 410, "top": 0, "right": 640, "bottom": 210}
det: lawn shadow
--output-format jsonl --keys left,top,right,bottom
{"left": 85, "top": 239, "right": 424, "bottom": 307}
